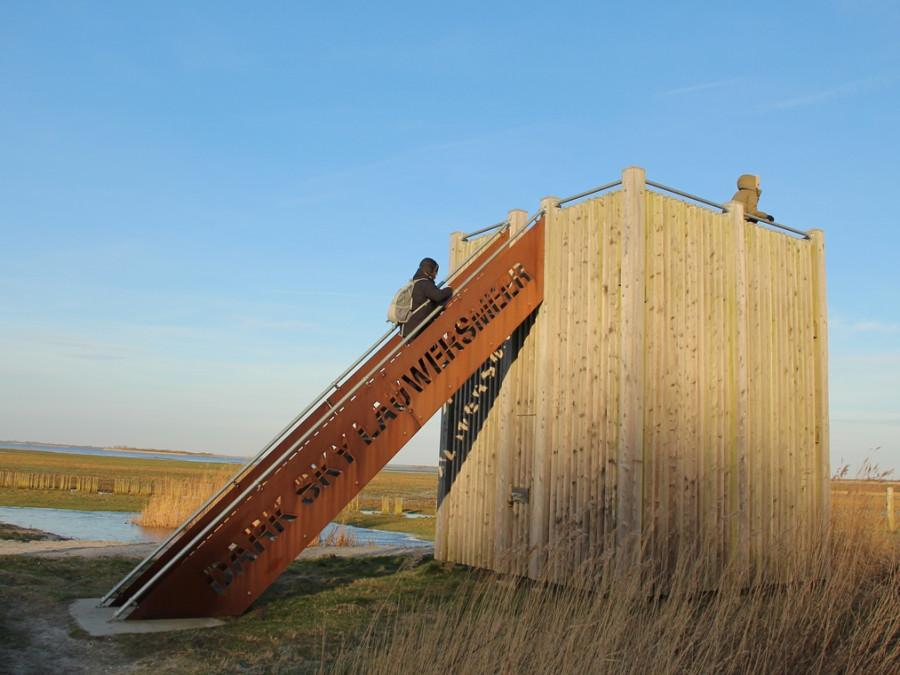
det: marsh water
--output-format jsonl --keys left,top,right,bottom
{"left": 0, "top": 506, "right": 168, "bottom": 543}
{"left": 0, "top": 442, "right": 433, "bottom": 547}
{"left": 0, "top": 506, "right": 432, "bottom": 548}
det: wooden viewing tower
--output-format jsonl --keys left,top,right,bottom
{"left": 437, "top": 166, "right": 829, "bottom": 587}
{"left": 103, "top": 166, "right": 827, "bottom": 619}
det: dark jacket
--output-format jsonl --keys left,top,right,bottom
{"left": 731, "top": 174, "right": 771, "bottom": 222}
{"left": 400, "top": 270, "right": 453, "bottom": 338}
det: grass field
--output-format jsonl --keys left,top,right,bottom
{"left": 1, "top": 449, "right": 899, "bottom": 671}
{"left": 1, "top": 504, "right": 898, "bottom": 673}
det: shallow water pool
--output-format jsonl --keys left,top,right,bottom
{"left": 0, "top": 506, "right": 431, "bottom": 548}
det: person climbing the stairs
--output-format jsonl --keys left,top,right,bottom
{"left": 400, "top": 257, "right": 453, "bottom": 339}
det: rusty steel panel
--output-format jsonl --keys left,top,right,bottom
{"left": 123, "top": 220, "right": 543, "bottom": 619}
{"left": 109, "top": 232, "right": 513, "bottom": 611}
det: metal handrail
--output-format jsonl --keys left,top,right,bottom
{"left": 110, "top": 212, "right": 539, "bottom": 617}
{"left": 645, "top": 180, "right": 726, "bottom": 211}
{"left": 556, "top": 180, "right": 623, "bottom": 207}
{"left": 645, "top": 180, "right": 810, "bottom": 239}
{"left": 460, "top": 219, "right": 509, "bottom": 242}
{"left": 552, "top": 176, "right": 810, "bottom": 240}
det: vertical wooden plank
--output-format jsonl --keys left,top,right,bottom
{"left": 617, "top": 167, "right": 646, "bottom": 562}
{"left": 774, "top": 230, "right": 787, "bottom": 577}
{"left": 573, "top": 200, "right": 591, "bottom": 568}
{"left": 645, "top": 191, "right": 666, "bottom": 568}
{"left": 699, "top": 204, "right": 716, "bottom": 579}
{"left": 683, "top": 199, "right": 701, "bottom": 564}
{"left": 657, "top": 192, "right": 673, "bottom": 572}
{"left": 661, "top": 193, "right": 675, "bottom": 570}
{"left": 520, "top": 326, "right": 538, "bottom": 574}
{"left": 792, "top": 241, "right": 815, "bottom": 550}
{"left": 745, "top": 221, "right": 763, "bottom": 577}
{"left": 587, "top": 197, "right": 603, "bottom": 554}
{"left": 758, "top": 227, "right": 770, "bottom": 578}
{"left": 713, "top": 208, "right": 728, "bottom": 576}
{"left": 718, "top": 208, "right": 732, "bottom": 576}
{"left": 799, "top": 241, "right": 818, "bottom": 548}
{"left": 547, "top": 200, "right": 569, "bottom": 569}
{"left": 726, "top": 202, "right": 751, "bottom": 576}
{"left": 603, "top": 193, "right": 621, "bottom": 544}
{"left": 558, "top": 203, "right": 576, "bottom": 570}
{"left": 529, "top": 196, "right": 559, "bottom": 579}
{"left": 786, "top": 239, "right": 801, "bottom": 543}
{"left": 771, "top": 231, "right": 787, "bottom": 571}
{"left": 808, "top": 229, "right": 830, "bottom": 542}
{"left": 804, "top": 242, "right": 816, "bottom": 544}
{"left": 664, "top": 196, "right": 682, "bottom": 571}
{"left": 709, "top": 208, "right": 721, "bottom": 576}
{"left": 567, "top": 200, "right": 582, "bottom": 574}
{"left": 493, "top": 209, "right": 529, "bottom": 571}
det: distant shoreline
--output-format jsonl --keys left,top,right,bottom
{"left": 0, "top": 439, "right": 250, "bottom": 463}
{"left": 0, "top": 439, "right": 438, "bottom": 472}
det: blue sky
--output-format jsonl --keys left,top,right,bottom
{"left": 1, "top": 2, "right": 898, "bottom": 474}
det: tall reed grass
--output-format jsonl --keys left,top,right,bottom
{"left": 134, "top": 469, "right": 360, "bottom": 549}
{"left": 133, "top": 469, "right": 233, "bottom": 529}
{"left": 334, "top": 503, "right": 900, "bottom": 674}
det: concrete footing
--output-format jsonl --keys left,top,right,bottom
{"left": 69, "top": 599, "right": 225, "bottom": 636}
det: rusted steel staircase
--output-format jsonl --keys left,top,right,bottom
{"left": 102, "top": 215, "right": 544, "bottom": 619}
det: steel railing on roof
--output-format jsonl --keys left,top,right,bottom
{"left": 548, "top": 176, "right": 810, "bottom": 239}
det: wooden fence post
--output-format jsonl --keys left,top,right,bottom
{"left": 888, "top": 487, "right": 896, "bottom": 532}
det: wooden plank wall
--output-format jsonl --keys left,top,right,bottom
{"left": 435, "top": 167, "right": 830, "bottom": 586}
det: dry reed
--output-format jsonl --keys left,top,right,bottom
{"left": 133, "top": 469, "right": 233, "bottom": 529}
{"left": 135, "top": 475, "right": 364, "bottom": 550}
{"left": 334, "top": 501, "right": 900, "bottom": 674}
{"left": 312, "top": 516, "right": 361, "bottom": 548}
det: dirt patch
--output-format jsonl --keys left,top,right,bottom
{"left": 0, "top": 565, "right": 137, "bottom": 674}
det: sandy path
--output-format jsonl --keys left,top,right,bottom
{"left": 0, "top": 538, "right": 433, "bottom": 559}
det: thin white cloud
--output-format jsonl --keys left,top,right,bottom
{"left": 762, "top": 74, "right": 894, "bottom": 111}
{"left": 853, "top": 320, "right": 899, "bottom": 333}
{"left": 830, "top": 315, "right": 900, "bottom": 334}
{"left": 30, "top": 333, "right": 144, "bottom": 354}
{"left": 64, "top": 352, "right": 132, "bottom": 361}
{"left": 230, "top": 316, "right": 316, "bottom": 330}
{"left": 281, "top": 123, "right": 546, "bottom": 205}
{"left": 831, "top": 412, "right": 900, "bottom": 426}
{"left": 268, "top": 290, "right": 388, "bottom": 300}
{"left": 657, "top": 78, "right": 741, "bottom": 97}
